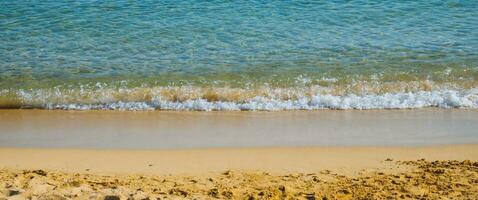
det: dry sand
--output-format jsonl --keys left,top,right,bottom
{"left": 0, "top": 145, "right": 477, "bottom": 199}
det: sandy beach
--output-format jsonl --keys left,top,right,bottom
{"left": 1, "top": 110, "right": 478, "bottom": 199}
{"left": 0, "top": 145, "right": 477, "bottom": 199}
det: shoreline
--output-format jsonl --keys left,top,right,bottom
{"left": 1, "top": 109, "right": 478, "bottom": 148}
{"left": 2, "top": 86, "right": 478, "bottom": 110}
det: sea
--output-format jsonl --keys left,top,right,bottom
{"left": 1, "top": 0, "right": 477, "bottom": 111}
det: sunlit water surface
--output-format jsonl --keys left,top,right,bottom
{"left": 1, "top": 0, "right": 477, "bottom": 110}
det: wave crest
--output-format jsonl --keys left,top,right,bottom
{"left": 1, "top": 86, "right": 476, "bottom": 111}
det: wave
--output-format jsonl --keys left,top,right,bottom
{"left": 1, "top": 85, "right": 477, "bottom": 111}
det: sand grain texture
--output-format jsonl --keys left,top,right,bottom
{"left": 1, "top": 160, "right": 477, "bottom": 200}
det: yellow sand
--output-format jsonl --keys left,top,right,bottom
{"left": 0, "top": 145, "right": 477, "bottom": 199}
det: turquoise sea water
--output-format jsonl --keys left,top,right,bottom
{"left": 1, "top": 0, "right": 477, "bottom": 110}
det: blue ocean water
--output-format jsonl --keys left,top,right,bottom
{"left": 0, "top": 0, "right": 477, "bottom": 110}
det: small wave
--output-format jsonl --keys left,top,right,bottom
{"left": 4, "top": 89, "right": 476, "bottom": 111}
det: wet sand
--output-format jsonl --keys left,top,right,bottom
{"left": 1, "top": 109, "right": 477, "bottom": 148}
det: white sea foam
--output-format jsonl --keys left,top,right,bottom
{"left": 31, "top": 89, "right": 478, "bottom": 111}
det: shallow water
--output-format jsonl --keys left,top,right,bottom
{"left": 1, "top": 1, "right": 477, "bottom": 110}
